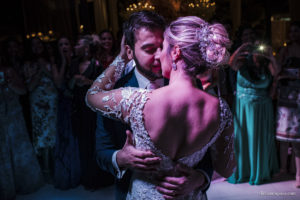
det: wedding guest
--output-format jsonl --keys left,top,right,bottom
{"left": 98, "top": 30, "right": 116, "bottom": 69}
{"left": 52, "top": 37, "right": 81, "bottom": 189}
{"left": 221, "top": 26, "right": 256, "bottom": 107}
{"left": 0, "top": 57, "right": 44, "bottom": 200}
{"left": 275, "top": 21, "right": 300, "bottom": 188}
{"left": 227, "top": 42, "right": 279, "bottom": 185}
{"left": 3, "top": 37, "right": 24, "bottom": 72}
{"left": 231, "top": 25, "right": 256, "bottom": 53}
{"left": 24, "top": 37, "right": 58, "bottom": 183}
{"left": 70, "top": 34, "right": 104, "bottom": 190}
{"left": 45, "top": 41, "right": 57, "bottom": 64}
{"left": 2, "top": 38, "right": 32, "bottom": 137}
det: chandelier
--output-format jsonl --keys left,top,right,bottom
{"left": 187, "top": 0, "right": 216, "bottom": 20}
{"left": 121, "top": 0, "right": 155, "bottom": 19}
{"left": 25, "top": 30, "right": 56, "bottom": 42}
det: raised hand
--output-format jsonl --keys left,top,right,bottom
{"left": 229, "top": 43, "right": 252, "bottom": 70}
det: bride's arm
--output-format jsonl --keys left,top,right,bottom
{"left": 86, "top": 35, "right": 133, "bottom": 117}
{"left": 86, "top": 54, "right": 128, "bottom": 118}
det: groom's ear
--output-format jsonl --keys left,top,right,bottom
{"left": 126, "top": 45, "right": 133, "bottom": 60}
{"left": 171, "top": 45, "right": 181, "bottom": 62}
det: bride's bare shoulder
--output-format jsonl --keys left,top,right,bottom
{"left": 202, "top": 92, "right": 220, "bottom": 108}
{"left": 146, "top": 87, "right": 220, "bottom": 115}
{"left": 202, "top": 92, "right": 220, "bottom": 116}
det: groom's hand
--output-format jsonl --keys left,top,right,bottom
{"left": 156, "top": 163, "right": 206, "bottom": 199}
{"left": 116, "top": 130, "right": 161, "bottom": 172}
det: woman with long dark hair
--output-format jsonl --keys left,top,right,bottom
{"left": 98, "top": 30, "right": 116, "bottom": 69}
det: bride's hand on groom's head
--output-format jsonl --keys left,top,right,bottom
{"left": 155, "top": 163, "right": 206, "bottom": 199}
{"left": 116, "top": 130, "right": 161, "bottom": 172}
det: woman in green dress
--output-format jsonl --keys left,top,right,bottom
{"left": 227, "top": 42, "right": 279, "bottom": 185}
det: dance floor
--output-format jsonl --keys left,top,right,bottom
{"left": 17, "top": 174, "right": 299, "bottom": 200}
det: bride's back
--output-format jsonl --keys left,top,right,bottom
{"left": 142, "top": 16, "right": 231, "bottom": 161}
{"left": 144, "top": 85, "right": 220, "bottom": 160}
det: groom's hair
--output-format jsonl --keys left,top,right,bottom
{"left": 123, "top": 11, "right": 166, "bottom": 50}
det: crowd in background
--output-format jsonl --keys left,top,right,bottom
{"left": 0, "top": 17, "right": 300, "bottom": 200}
{"left": 0, "top": 30, "right": 117, "bottom": 199}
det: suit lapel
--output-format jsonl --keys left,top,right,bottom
{"left": 115, "top": 69, "right": 139, "bottom": 89}
{"left": 125, "top": 72, "right": 139, "bottom": 87}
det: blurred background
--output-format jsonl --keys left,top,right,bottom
{"left": 0, "top": 0, "right": 299, "bottom": 54}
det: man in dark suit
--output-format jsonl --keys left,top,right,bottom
{"left": 95, "top": 11, "right": 213, "bottom": 200}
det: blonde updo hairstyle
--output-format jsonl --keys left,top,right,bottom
{"left": 164, "top": 16, "right": 231, "bottom": 76}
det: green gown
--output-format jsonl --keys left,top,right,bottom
{"left": 228, "top": 66, "right": 279, "bottom": 185}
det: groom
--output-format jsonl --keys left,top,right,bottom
{"left": 95, "top": 11, "right": 213, "bottom": 200}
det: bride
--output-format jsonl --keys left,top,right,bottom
{"left": 86, "top": 16, "right": 235, "bottom": 200}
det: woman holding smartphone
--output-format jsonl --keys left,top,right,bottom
{"left": 227, "top": 42, "right": 279, "bottom": 185}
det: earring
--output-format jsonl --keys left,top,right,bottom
{"left": 172, "top": 60, "right": 177, "bottom": 70}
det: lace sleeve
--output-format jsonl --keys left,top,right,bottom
{"left": 85, "top": 55, "right": 134, "bottom": 122}
{"left": 87, "top": 55, "right": 125, "bottom": 97}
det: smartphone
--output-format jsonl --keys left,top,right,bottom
{"left": 257, "top": 44, "right": 265, "bottom": 52}
{"left": 0, "top": 71, "right": 5, "bottom": 84}
{"left": 252, "top": 44, "right": 266, "bottom": 54}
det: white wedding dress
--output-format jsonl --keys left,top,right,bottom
{"left": 87, "top": 56, "right": 234, "bottom": 200}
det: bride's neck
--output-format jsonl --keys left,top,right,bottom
{"left": 169, "top": 63, "right": 195, "bottom": 87}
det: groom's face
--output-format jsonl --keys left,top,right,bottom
{"left": 132, "top": 27, "right": 164, "bottom": 81}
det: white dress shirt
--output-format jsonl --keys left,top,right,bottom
{"left": 134, "top": 67, "right": 164, "bottom": 89}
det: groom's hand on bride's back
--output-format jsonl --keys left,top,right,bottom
{"left": 155, "top": 163, "right": 206, "bottom": 199}
{"left": 116, "top": 130, "right": 161, "bottom": 172}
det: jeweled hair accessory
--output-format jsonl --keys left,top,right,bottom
{"left": 196, "top": 24, "right": 229, "bottom": 67}
{"left": 196, "top": 23, "right": 211, "bottom": 63}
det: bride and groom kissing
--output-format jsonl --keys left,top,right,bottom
{"left": 88, "top": 10, "right": 235, "bottom": 200}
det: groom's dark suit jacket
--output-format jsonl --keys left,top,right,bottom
{"left": 95, "top": 69, "right": 213, "bottom": 200}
